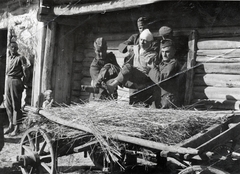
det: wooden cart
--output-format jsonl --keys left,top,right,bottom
{"left": 14, "top": 108, "right": 240, "bottom": 174}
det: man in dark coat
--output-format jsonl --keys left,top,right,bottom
{"left": 89, "top": 37, "right": 120, "bottom": 100}
{"left": 148, "top": 39, "right": 181, "bottom": 108}
{"left": 159, "top": 26, "right": 187, "bottom": 106}
{"left": 5, "top": 42, "right": 29, "bottom": 136}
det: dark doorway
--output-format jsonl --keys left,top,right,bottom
{"left": 0, "top": 29, "right": 7, "bottom": 106}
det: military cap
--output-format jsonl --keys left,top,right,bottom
{"left": 94, "top": 37, "right": 107, "bottom": 51}
{"left": 159, "top": 26, "right": 173, "bottom": 37}
{"left": 161, "top": 39, "right": 175, "bottom": 48}
{"left": 137, "top": 17, "right": 148, "bottom": 27}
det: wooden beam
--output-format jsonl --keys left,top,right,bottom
{"left": 197, "top": 122, "right": 240, "bottom": 154}
{"left": 32, "top": 22, "right": 46, "bottom": 107}
{"left": 73, "top": 140, "right": 98, "bottom": 152}
{"left": 197, "top": 49, "right": 240, "bottom": 57}
{"left": 111, "top": 134, "right": 198, "bottom": 155}
{"left": 53, "top": 0, "right": 162, "bottom": 16}
{"left": 196, "top": 56, "right": 240, "bottom": 63}
{"left": 184, "top": 30, "right": 198, "bottom": 105}
{"left": 193, "top": 86, "right": 240, "bottom": 100}
{"left": 194, "top": 74, "right": 240, "bottom": 88}
{"left": 197, "top": 37, "right": 240, "bottom": 50}
{"left": 41, "top": 21, "right": 57, "bottom": 92}
{"left": 192, "top": 99, "right": 240, "bottom": 110}
{"left": 195, "top": 62, "right": 240, "bottom": 75}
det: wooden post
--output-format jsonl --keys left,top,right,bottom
{"left": 41, "top": 21, "right": 57, "bottom": 93}
{"left": 184, "top": 30, "right": 198, "bottom": 105}
{"left": 32, "top": 22, "right": 46, "bottom": 107}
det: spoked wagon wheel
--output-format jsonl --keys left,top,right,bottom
{"left": 18, "top": 127, "right": 57, "bottom": 174}
{"left": 179, "top": 165, "right": 230, "bottom": 174}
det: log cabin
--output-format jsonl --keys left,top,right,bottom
{"left": 1, "top": 0, "right": 240, "bottom": 110}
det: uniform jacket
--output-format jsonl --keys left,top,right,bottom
{"left": 90, "top": 52, "right": 120, "bottom": 85}
{"left": 148, "top": 58, "right": 180, "bottom": 108}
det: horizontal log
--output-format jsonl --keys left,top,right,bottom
{"left": 74, "top": 140, "right": 98, "bottom": 153}
{"left": 84, "top": 40, "right": 125, "bottom": 50}
{"left": 72, "top": 73, "right": 84, "bottom": 81}
{"left": 53, "top": 0, "right": 161, "bottom": 15}
{"left": 71, "top": 90, "right": 81, "bottom": 96}
{"left": 85, "top": 27, "right": 240, "bottom": 42}
{"left": 196, "top": 56, "right": 240, "bottom": 63}
{"left": 72, "top": 81, "right": 81, "bottom": 90}
{"left": 193, "top": 86, "right": 240, "bottom": 100}
{"left": 198, "top": 26, "right": 240, "bottom": 38}
{"left": 81, "top": 77, "right": 92, "bottom": 85}
{"left": 197, "top": 37, "right": 240, "bottom": 50}
{"left": 195, "top": 63, "right": 240, "bottom": 74}
{"left": 197, "top": 49, "right": 240, "bottom": 57}
{"left": 81, "top": 67, "right": 90, "bottom": 76}
{"left": 84, "top": 49, "right": 126, "bottom": 59}
{"left": 192, "top": 99, "right": 240, "bottom": 110}
{"left": 194, "top": 74, "right": 240, "bottom": 87}
{"left": 111, "top": 134, "right": 198, "bottom": 155}
{"left": 73, "top": 63, "right": 83, "bottom": 72}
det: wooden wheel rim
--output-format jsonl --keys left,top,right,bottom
{"left": 179, "top": 165, "right": 230, "bottom": 174}
{"left": 19, "top": 127, "right": 56, "bottom": 174}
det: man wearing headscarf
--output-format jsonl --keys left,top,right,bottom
{"left": 148, "top": 39, "right": 181, "bottom": 109}
{"left": 4, "top": 42, "right": 30, "bottom": 136}
{"left": 107, "top": 29, "right": 158, "bottom": 106}
{"left": 89, "top": 37, "right": 120, "bottom": 100}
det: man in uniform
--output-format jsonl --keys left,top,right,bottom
{"left": 118, "top": 17, "right": 148, "bottom": 54}
{"left": 89, "top": 37, "right": 120, "bottom": 100}
{"left": 4, "top": 42, "right": 29, "bottom": 136}
{"left": 148, "top": 39, "right": 180, "bottom": 108}
{"left": 159, "top": 26, "right": 187, "bottom": 106}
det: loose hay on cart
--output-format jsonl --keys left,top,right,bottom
{"left": 24, "top": 100, "right": 227, "bottom": 145}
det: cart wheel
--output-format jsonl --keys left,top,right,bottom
{"left": 18, "top": 127, "right": 57, "bottom": 174}
{"left": 211, "top": 144, "right": 233, "bottom": 160}
{"left": 179, "top": 165, "right": 230, "bottom": 174}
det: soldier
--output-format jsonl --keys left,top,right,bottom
{"left": 4, "top": 42, "right": 30, "bottom": 136}
{"left": 148, "top": 39, "right": 181, "bottom": 108}
{"left": 118, "top": 17, "right": 148, "bottom": 54}
{"left": 89, "top": 37, "right": 120, "bottom": 100}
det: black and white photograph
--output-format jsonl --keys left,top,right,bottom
{"left": 0, "top": 0, "right": 240, "bottom": 173}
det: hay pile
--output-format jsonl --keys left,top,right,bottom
{"left": 34, "top": 100, "right": 227, "bottom": 145}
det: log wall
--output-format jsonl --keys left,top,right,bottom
{"left": 49, "top": 1, "right": 240, "bottom": 106}
{"left": 192, "top": 34, "right": 240, "bottom": 110}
